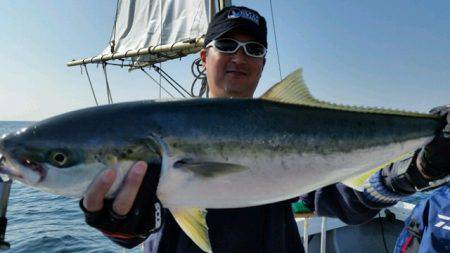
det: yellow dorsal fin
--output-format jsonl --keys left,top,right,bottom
{"left": 169, "top": 208, "right": 211, "bottom": 253}
{"left": 261, "top": 69, "right": 320, "bottom": 105}
{"left": 342, "top": 152, "right": 415, "bottom": 190}
{"left": 261, "top": 68, "right": 436, "bottom": 118}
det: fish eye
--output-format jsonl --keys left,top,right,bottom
{"left": 51, "top": 152, "right": 68, "bottom": 167}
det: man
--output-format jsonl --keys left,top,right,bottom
{"left": 80, "top": 6, "right": 450, "bottom": 253}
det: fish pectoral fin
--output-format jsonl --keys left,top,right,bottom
{"left": 169, "top": 208, "right": 211, "bottom": 253}
{"left": 341, "top": 152, "right": 415, "bottom": 191}
{"left": 173, "top": 159, "right": 248, "bottom": 177}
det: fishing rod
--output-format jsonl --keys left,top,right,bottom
{"left": 0, "top": 176, "right": 11, "bottom": 250}
{"left": 0, "top": 155, "right": 11, "bottom": 250}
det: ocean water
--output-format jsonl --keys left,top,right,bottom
{"left": 0, "top": 121, "right": 141, "bottom": 253}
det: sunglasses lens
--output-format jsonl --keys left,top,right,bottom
{"left": 245, "top": 42, "right": 266, "bottom": 57}
{"left": 212, "top": 39, "right": 266, "bottom": 57}
{"left": 214, "top": 39, "right": 239, "bottom": 53}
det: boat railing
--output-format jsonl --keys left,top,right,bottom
{"left": 294, "top": 201, "right": 415, "bottom": 253}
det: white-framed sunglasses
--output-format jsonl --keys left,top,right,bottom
{"left": 206, "top": 38, "right": 267, "bottom": 58}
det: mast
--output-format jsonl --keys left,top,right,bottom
{"left": 210, "top": 0, "right": 216, "bottom": 20}
{"left": 218, "top": 0, "right": 232, "bottom": 10}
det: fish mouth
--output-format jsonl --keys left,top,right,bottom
{"left": 0, "top": 153, "right": 45, "bottom": 183}
{"left": 19, "top": 159, "right": 45, "bottom": 183}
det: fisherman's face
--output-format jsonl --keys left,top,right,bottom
{"left": 201, "top": 31, "right": 265, "bottom": 98}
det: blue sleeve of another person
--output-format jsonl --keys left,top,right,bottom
{"left": 393, "top": 184, "right": 450, "bottom": 253}
{"left": 299, "top": 183, "right": 389, "bottom": 225}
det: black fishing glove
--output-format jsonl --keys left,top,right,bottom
{"left": 355, "top": 106, "right": 450, "bottom": 208}
{"left": 80, "top": 162, "right": 163, "bottom": 249}
{"left": 382, "top": 105, "right": 450, "bottom": 194}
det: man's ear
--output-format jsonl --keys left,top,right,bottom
{"left": 200, "top": 49, "right": 207, "bottom": 66}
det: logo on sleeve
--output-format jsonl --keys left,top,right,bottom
{"left": 434, "top": 214, "right": 450, "bottom": 231}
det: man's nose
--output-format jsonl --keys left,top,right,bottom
{"left": 231, "top": 47, "right": 248, "bottom": 62}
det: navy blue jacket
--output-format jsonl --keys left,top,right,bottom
{"left": 143, "top": 183, "right": 387, "bottom": 253}
{"left": 394, "top": 183, "right": 450, "bottom": 253}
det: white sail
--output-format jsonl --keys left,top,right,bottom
{"left": 68, "top": 0, "right": 211, "bottom": 67}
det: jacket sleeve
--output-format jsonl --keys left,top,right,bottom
{"left": 299, "top": 183, "right": 389, "bottom": 225}
{"left": 101, "top": 231, "right": 149, "bottom": 249}
{"left": 299, "top": 152, "right": 420, "bottom": 225}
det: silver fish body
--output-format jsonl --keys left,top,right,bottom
{"left": 0, "top": 98, "right": 440, "bottom": 208}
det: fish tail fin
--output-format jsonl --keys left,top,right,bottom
{"left": 169, "top": 207, "right": 212, "bottom": 253}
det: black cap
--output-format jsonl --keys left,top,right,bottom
{"left": 204, "top": 6, "right": 267, "bottom": 48}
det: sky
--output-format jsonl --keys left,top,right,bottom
{"left": 0, "top": 1, "right": 449, "bottom": 121}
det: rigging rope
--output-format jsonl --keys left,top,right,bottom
{"left": 189, "top": 0, "right": 203, "bottom": 36}
{"left": 159, "top": 0, "right": 163, "bottom": 99}
{"left": 190, "top": 58, "right": 208, "bottom": 97}
{"left": 152, "top": 66, "right": 189, "bottom": 98}
{"left": 159, "top": 63, "right": 162, "bottom": 99}
{"left": 92, "top": 59, "right": 193, "bottom": 99}
{"left": 109, "top": 0, "right": 121, "bottom": 53}
{"left": 269, "top": 0, "right": 283, "bottom": 81}
{"left": 98, "top": 60, "right": 134, "bottom": 68}
{"left": 82, "top": 65, "right": 99, "bottom": 106}
{"left": 141, "top": 68, "right": 175, "bottom": 98}
{"left": 102, "top": 63, "right": 114, "bottom": 104}
{"left": 379, "top": 212, "right": 391, "bottom": 253}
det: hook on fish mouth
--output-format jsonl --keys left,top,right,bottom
{"left": 0, "top": 154, "right": 12, "bottom": 180}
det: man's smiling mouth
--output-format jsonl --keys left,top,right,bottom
{"left": 226, "top": 70, "right": 247, "bottom": 75}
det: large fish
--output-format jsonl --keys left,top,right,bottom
{"left": 0, "top": 69, "right": 442, "bottom": 252}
